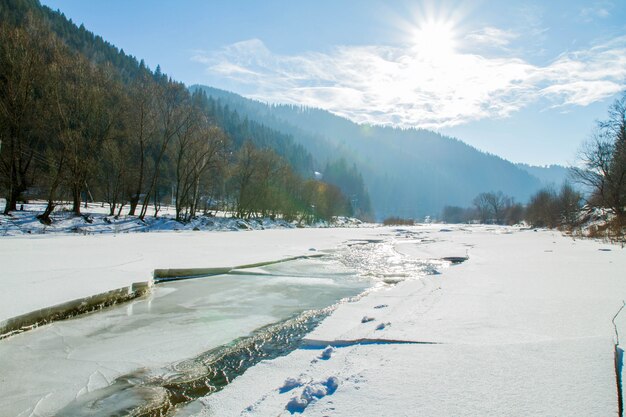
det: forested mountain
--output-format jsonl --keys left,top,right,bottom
{"left": 0, "top": 0, "right": 354, "bottom": 222}
{"left": 189, "top": 86, "right": 374, "bottom": 217}
{"left": 191, "top": 86, "right": 544, "bottom": 219}
{"left": 1, "top": 0, "right": 548, "bottom": 223}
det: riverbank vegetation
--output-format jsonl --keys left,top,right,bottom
{"left": 441, "top": 92, "right": 625, "bottom": 241}
{"left": 0, "top": 1, "right": 363, "bottom": 224}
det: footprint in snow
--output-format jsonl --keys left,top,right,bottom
{"left": 280, "top": 377, "right": 305, "bottom": 393}
{"left": 376, "top": 322, "right": 391, "bottom": 330}
{"left": 319, "top": 346, "right": 334, "bottom": 360}
{"left": 285, "top": 377, "right": 339, "bottom": 414}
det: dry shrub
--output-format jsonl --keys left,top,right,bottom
{"left": 382, "top": 217, "right": 415, "bottom": 226}
{"left": 585, "top": 218, "right": 625, "bottom": 243}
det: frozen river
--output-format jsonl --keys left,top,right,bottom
{"left": 2, "top": 226, "right": 625, "bottom": 417}
{"left": 0, "top": 235, "right": 438, "bottom": 417}
{"left": 0, "top": 256, "right": 368, "bottom": 416}
{"left": 0, "top": 232, "right": 444, "bottom": 416}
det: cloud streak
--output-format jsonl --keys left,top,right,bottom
{"left": 192, "top": 34, "right": 626, "bottom": 129}
{"left": 464, "top": 27, "right": 519, "bottom": 48}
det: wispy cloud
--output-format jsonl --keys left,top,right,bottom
{"left": 580, "top": 3, "right": 611, "bottom": 22}
{"left": 581, "top": 7, "right": 610, "bottom": 19}
{"left": 464, "top": 27, "right": 519, "bottom": 49}
{"left": 192, "top": 34, "right": 626, "bottom": 129}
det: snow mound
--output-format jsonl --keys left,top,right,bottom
{"left": 285, "top": 376, "right": 339, "bottom": 414}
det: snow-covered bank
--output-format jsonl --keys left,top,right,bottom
{"left": 0, "top": 201, "right": 363, "bottom": 236}
{"left": 0, "top": 227, "right": 386, "bottom": 325}
{"left": 0, "top": 201, "right": 369, "bottom": 336}
{"left": 178, "top": 227, "right": 626, "bottom": 417}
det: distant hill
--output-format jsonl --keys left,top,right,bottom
{"left": 516, "top": 163, "right": 572, "bottom": 188}
{"left": 191, "top": 85, "right": 544, "bottom": 219}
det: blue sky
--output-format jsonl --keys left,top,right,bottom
{"left": 40, "top": 0, "right": 626, "bottom": 166}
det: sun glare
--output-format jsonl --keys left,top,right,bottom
{"left": 412, "top": 19, "right": 457, "bottom": 60}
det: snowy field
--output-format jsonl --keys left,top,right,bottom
{"left": 178, "top": 227, "right": 626, "bottom": 417}
{"left": 0, "top": 223, "right": 625, "bottom": 416}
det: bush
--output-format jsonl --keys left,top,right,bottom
{"left": 525, "top": 183, "right": 582, "bottom": 228}
{"left": 382, "top": 217, "right": 415, "bottom": 226}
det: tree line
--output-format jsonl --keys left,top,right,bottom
{"left": 0, "top": 9, "right": 352, "bottom": 224}
{"left": 441, "top": 91, "right": 625, "bottom": 237}
{"left": 441, "top": 184, "right": 582, "bottom": 229}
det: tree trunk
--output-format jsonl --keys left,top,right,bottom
{"left": 4, "top": 186, "right": 19, "bottom": 214}
{"left": 116, "top": 201, "right": 125, "bottom": 218}
{"left": 72, "top": 184, "right": 81, "bottom": 215}
{"left": 128, "top": 196, "right": 139, "bottom": 216}
{"left": 3, "top": 154, "right": 25, "bottom": 214}
{"left": 38, "top": 200, "right": 55, "bottom": 225}
{"left": 153, "top": 188, "right": 160, "bottom": 218}
{"left": 37, "top": 156, "right": 64, "bottom": 224}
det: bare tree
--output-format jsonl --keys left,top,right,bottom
{"left": 525, "top": 183, "right": 582, "bottom": 229}
{"left": 125, "top": 72, "right": 158, "bottom": 216}
{"left": 572, "top": 92, "right": 626, "bottom": 225}
{"left": 36, "top": 36, "right": 75, "bottom": 223}
{"left": 64, "top": 62, "right": 119, "bottom": 215}
{"left": 504, "top": 202, "right": 524, "bottom": 225}
{"left": 173, "top": 105, "right": 228, "bottom": 222}
{"left": 100, "top": 134, "right": 128, "bottom": 216}
{"left": 139, "top": 81, "right": 188, "bottom": 220}
{"left": 473, "top": 193, "right": 491, "bottom": 223}
{"left": 0, "top": 22, "right": 51, "bottom": 213}
{"left": 473, "top": 191, "right": 508, "bottom": 224}
{"left": 230, "top": 142, "right": 287, "bottom": 219}
{"left": 526, "top": 188, "right": 558, "bottom": 228}
{"left": 558, "top": 182, "right": 583, "bottom": 226}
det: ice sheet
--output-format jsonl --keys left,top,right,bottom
{"left": 0, "top": 258, "right": 369, "bottom": 417}
{"left": 0, "top": 227, "right": 396, "bottom": 322}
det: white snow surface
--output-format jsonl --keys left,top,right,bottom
{"left": 0, "top": 226, "right": 378, "bottom": 323}
{"left": 1, "top": 223, "right": 626, "bottom": 416}
{"left": 177, "top": 226, "right": 626, "bottom": 417}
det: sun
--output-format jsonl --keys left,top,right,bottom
{"left": 412, "top": 19, "right": 457, "bottom": 60}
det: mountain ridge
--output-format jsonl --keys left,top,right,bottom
{"left": 191, "top": 85, "right": 545, "bottom": 219}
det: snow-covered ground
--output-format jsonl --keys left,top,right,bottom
{"left": 0, "top": 201, "right": 368, "bottom": 325}
{"left": 1, "top": 224, "right": 625, "bottom": 416}
{"left": 0, "top": 227, "right": 383, "bottom": 323}
{"left": 175, "top": 226, "right": 626, "bottom": 417}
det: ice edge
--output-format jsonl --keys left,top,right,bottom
{"left": 0, "top": 281, "right": 151, "bottom": 340}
